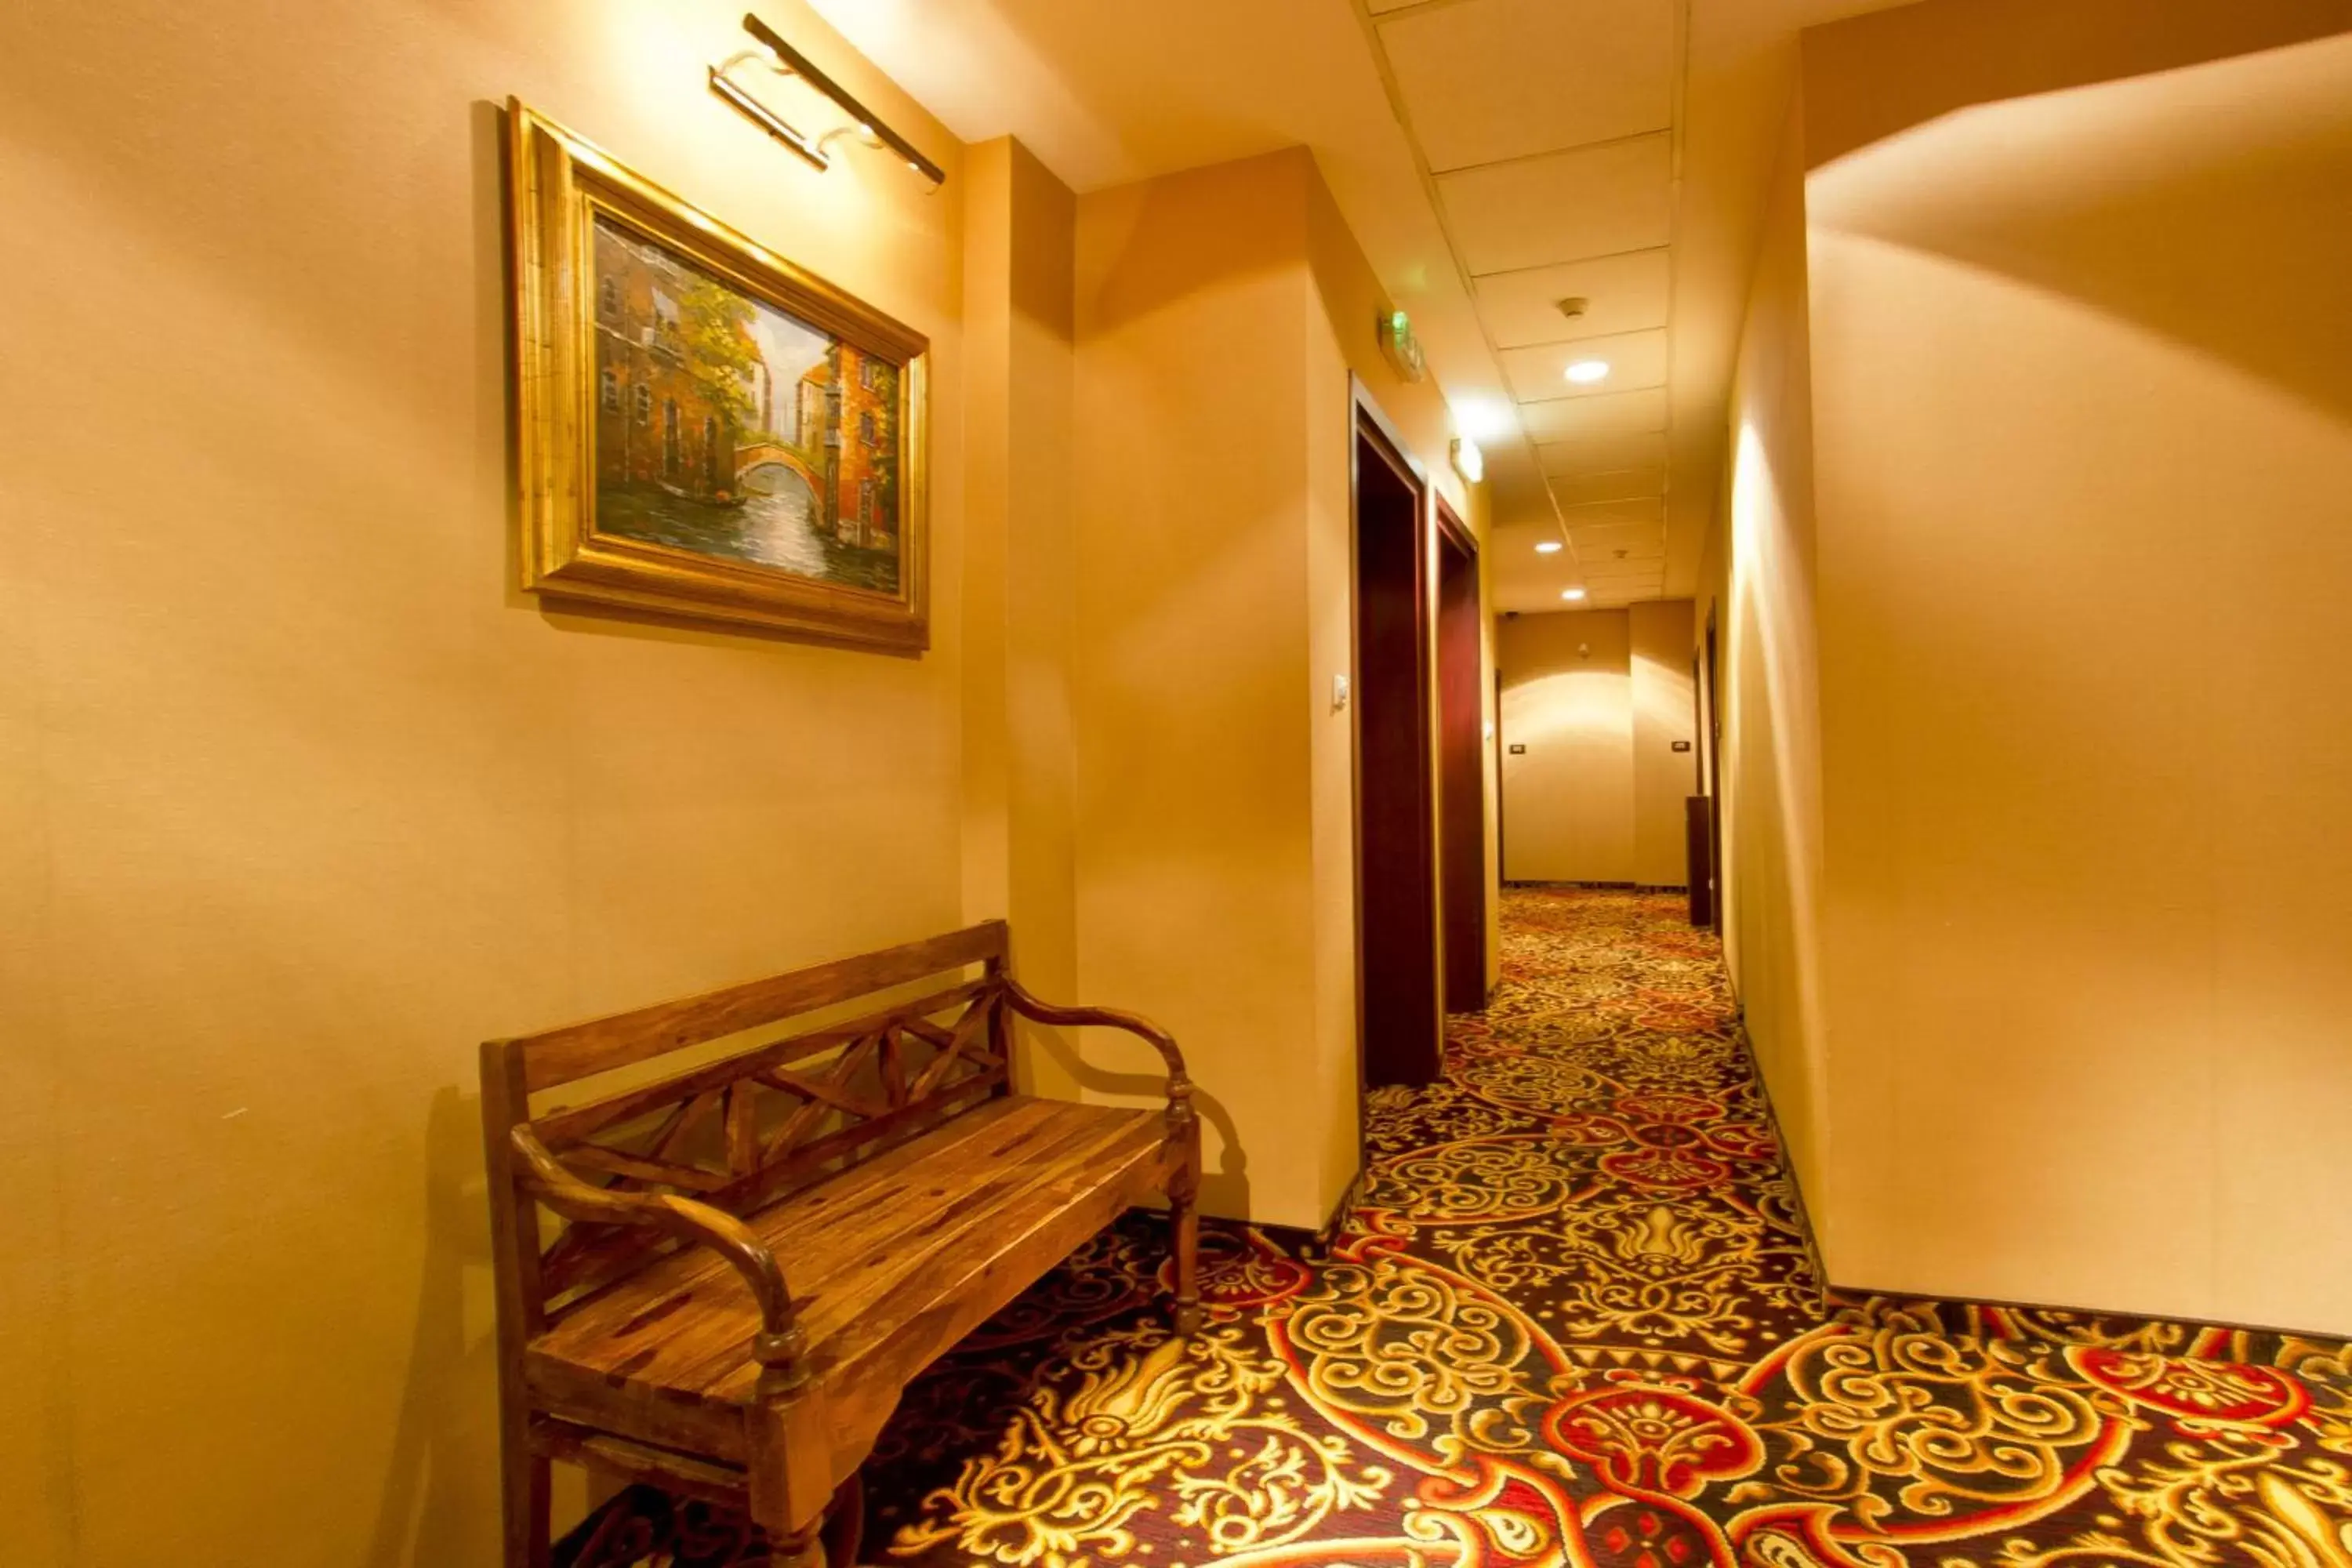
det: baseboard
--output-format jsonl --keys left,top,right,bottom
{"left": 1823, "top": 1282, "right": 2351, "bottom": 1358}
{"left": 1251, "top": 1165, "right": 1363, "bottom": 1258}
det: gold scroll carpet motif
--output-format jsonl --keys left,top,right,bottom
{"left": 563, "top": 889, "right": 2352, "bottom": 1568}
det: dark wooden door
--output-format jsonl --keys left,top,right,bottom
{"left": 1704, "top": 609, "right": 1726, "bottom": 935}
{"left": 1435, "top": 503, "right": 1487, "bottom": 1011}
{"left": 1353, "top": 409, "right": 1441, "bottom": 1088}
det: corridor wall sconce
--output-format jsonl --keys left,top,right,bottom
{"left": 711, "top": 13, "right": 946, "bottom": 187}
{"left": 1450, "top": 437, "right": 1484, "bottom": 485}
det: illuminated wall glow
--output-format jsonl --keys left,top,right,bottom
{"left": 1499, "top": 605, "right": 1695, "bottom": 887}
{"left": 1797, "top": 13, "right": 2352, "bottom": 1334}
{"left": 1700, "top": 85, "right": 1833, "bottom": 1250}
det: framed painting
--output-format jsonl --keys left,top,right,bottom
{"left": 507, "top": 101, "right": 929, "bottom": 651}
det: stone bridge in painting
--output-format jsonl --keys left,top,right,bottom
{"left": 734, "top": 438, "right": 822, "bottom": 497}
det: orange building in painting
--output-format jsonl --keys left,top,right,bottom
{"left": 788, "top": 346, "right": 899, "bottom": 549}
{"left": 590, "top": 220, "right": 742, "bottom": 504}
{"left": 831, "top": 348, "right": 898, "bottom": 550}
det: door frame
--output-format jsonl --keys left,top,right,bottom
{"left": 1347, "top": 378, "right": 1442, "bottom": 1090}
{"left": 1703, "top": 605, "right": 1725, "bottom": 935}
{"left": 1432, "top": 495, "right": 1488, "bottom": 1011}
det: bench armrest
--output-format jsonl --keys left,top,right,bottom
{"left": 508, "top": 1126, "right": 810, "bottom": 1395}
{"left": 1001, "top": 978, "right": 1196, "bottom": 1130}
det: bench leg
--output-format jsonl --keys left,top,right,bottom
{"left": 497, "top": 1438, "right": 550, "bottom": 1568}
{"left": 822, "top": 1469, "right": 866, "bottom": 1568}
{"left": 1171, "top": 1133, "right": 1203, "bottom": 1338}
{"left": 765, "top": 1468, "right": 862, "bottom": 1568}
{"left": 767, "top": 1523, "right": 827, "bottom": 1568}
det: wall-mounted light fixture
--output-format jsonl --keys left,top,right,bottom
{"left": 1450, "top": 436, "right": 1484, "bottom": 485}
{"left": 710, "top": 13, "right": 946, "bottom": 187}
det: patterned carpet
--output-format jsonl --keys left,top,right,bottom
{"left": 563, "top": 889, "right": 2352, "bottom": 1568}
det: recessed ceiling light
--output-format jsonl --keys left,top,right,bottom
{"left": 1535, "top": 540, "right": 1563, "bottom": 555}
{"left": 1562, "top": 587, "right": 1588, "bottom": 601}
{"left": 1565, "top": 360, "right": 1611, "bottom": 385}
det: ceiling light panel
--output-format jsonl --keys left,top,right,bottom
{"left": 1472, "top": 249, "right": 1671, "bottom": 348}
{"left": 1378, "top": 0, "right": 1675, "bottom": 174}
{"left": 1519, "top": 387, "right": 1668, "bottom": 445}
{"left": 1437, "top": 133, "right": 1673, "bottom": 276}
{"left": 1503, "top": 328, "right": 1670, "bottom": 402}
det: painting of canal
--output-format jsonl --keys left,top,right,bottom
{"left": 589, "top": 215, "right": 903, "bottom": 595}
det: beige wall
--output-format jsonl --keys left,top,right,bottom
{"left": 1070, "top": 151, "right": 1338, "bottom": 1229}
{"left": 1714, "top": 0, "right": 2352, "bottom": 1324}
{"left": 1070, "top": 148, "right": 1493, "bottom": 1229}
{"left": 961, "top": 138, "right": 1083, "bottom": 1097}
{"left": 1500, "top": 612, "right": 1635, "bottom": 883}
{"left": 1498, "top": 604, "right": 1692, "bottom": 887}
{"left": 1710, "top": 95, "right": 1832, "bottom": 1240}
{"left": 0, "top": 0, "right": 974, "bottom": 1561}
{"left": 1800, "top": 7, "right": 2352, "bottom": 1334}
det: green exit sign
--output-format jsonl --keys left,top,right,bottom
{"left": 1377, "top": 308, "right": 1426, "bottom": 383}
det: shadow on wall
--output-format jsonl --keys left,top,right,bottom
{"left": 1027, "top": 1029, "right": 1250, "bottom": 1216}
{"left": 1809, "top": 28, "right": 2352, "bottom": 426}
{"left": 363, "top": 1087, "right": 503, "bottom": 1567}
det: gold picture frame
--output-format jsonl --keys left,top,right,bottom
{"left": 507, "top": 101, "right": 930, "bottom": 652}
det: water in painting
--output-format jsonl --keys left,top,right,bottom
{"left": 589, "top": 216, "right": 902, "bottom": 594}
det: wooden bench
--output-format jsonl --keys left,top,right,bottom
{"left": 480, "top": 920, "right": 1201, "bottom": 1568}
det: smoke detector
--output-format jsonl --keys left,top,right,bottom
{"left": 1556, "top": 296, "right": 1590, "bottom": 320}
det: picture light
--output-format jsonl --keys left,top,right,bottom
{"left": 710, "top": 12, "right": 946, "bottom": 188}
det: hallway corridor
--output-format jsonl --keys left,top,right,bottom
{"left": 572, "top": 891, "right": 2352, "bottom": 1568}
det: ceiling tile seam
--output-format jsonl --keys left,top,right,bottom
{"left": 1652, "top": 0, "right": 1694, "bottom": 565}
{"left": 1501, "top": 328, "right": 1673, "bottom": 358}
{"left": 1539, "top": 0, "right": 1692, "bottom": 575}
{"left": 1468, "top": 242, "right": 1674, "bottom": 284}
{"left": 1422, "top": 123, "right": 1675, "bottom": 181}
{"left": 1363, "top": 0, "right": 1483, "bottom": 24}
{"left": 1524, "top": 403, "right": 1666, "bottom": 421}
{"left": 1350, "top": 0, "right": 1590, "bottom": 581}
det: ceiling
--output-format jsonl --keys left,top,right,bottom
{"left": 801, "top": 0, "right": 1915, "bottom": 614}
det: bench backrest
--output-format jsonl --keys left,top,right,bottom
{"left": 481, "top": 920, "right": 1012, "bottom": 1330}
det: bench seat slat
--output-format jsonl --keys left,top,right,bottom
{"left": 527, "top": 1094, "right": 1172, "bottom": 1410}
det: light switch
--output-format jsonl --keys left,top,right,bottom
{"left": 1331, "top": 673, "right": 1351, "bottom": 713}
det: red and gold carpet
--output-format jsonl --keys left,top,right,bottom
{"left": 563, "top": 889, "right": 2352, "bottom": 1568}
